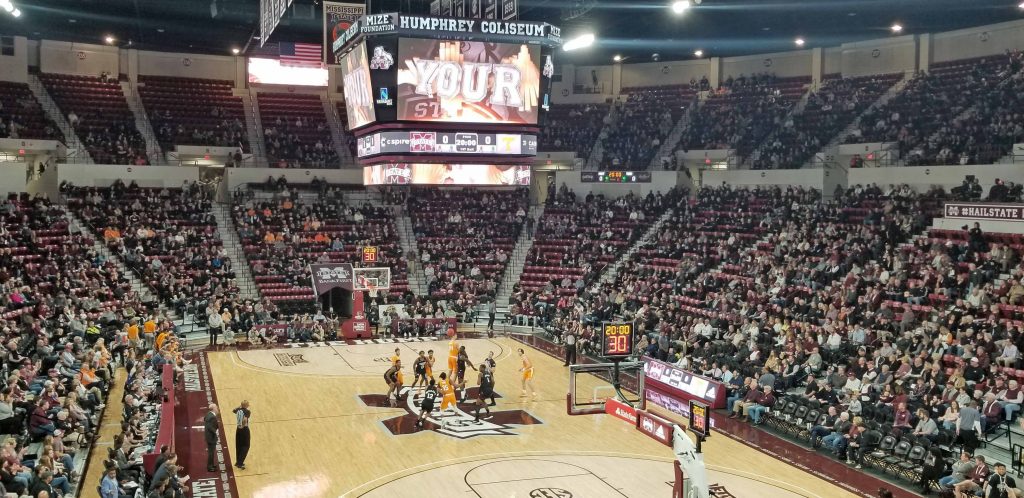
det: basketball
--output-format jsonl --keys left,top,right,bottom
{"left": 447, "top": 327, "right": 456, "bottom": 338}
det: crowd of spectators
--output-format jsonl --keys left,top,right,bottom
{"left": 516, "top": 180, "right": 1024, "bottom": 494}
{"left": 263, "top": 116, "right": 338, "bottom": 169}
{"left": 509, "top": 184, "right": 685, "bottom": 327}
{"left": 845, "top": 52, "right": 1023, "bottom": 166}
{"left": 538, "top": 103, "right": 609, "bottom": 157}
{"left": 0, "top": 82, "right": 62, "bottom": 142}
{"left": 64, "top": 180, "right": 239, "bottom": 316}
{"left": 598, "top": 86, "right": 694, "bottom": 169}
{"left": 751, "top": 74, "right": 901, "bottom": 170}
{"left": 408, "top": 188, "right": 528, "bottom": 308}
{"left": 678, "top": 73, "right": 808, "bottom": 157}
{"left": 232, "top": 189, "right": 408, "bottom": 314}
{"left": 40, "top": 73, "right": 149, "bottom": 166}
{"left": 152, "top": 108, "right": 246, "bottom": 151}
{"left": 0, "top": 193, "right": 173, "bottom": 497}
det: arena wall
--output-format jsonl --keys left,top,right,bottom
{"left": 0, "top": 36, "right": 29, "bottom": 83}
{"left": 552, "top": 170, "right": 684, "bottom": 197}
{"left": 0, "top": 163, "right": 29, "bottom": 196}
{"left": 932, "top": 19, "right": 1024, "bottom": 64}
{"left": 620, "top": 60, "right": 710, "bottom": 90}
{"left": 135, "top": 49, "right": 241, "bottom": 83}
{"left": 721, "top": 49, "right": 813, "bottom": 80}
{"left": 223, "top": 167, "right": 363, "bottom": 192}
{"left": 837, "top": 35, "right": 918, "bottom": 78}
{"left": 39, "top": 40, "right": 119, "bottom": 77}
{"left": 57, "top": 163, "right": 199, "bottom": 188}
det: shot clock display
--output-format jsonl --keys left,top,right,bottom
{"left": 601, "top": 321, "right": 635, "bottom": 358}
{"left": 689, "top": 400, "right": 710, "bottom": 438}
{"left": 580, "top": 171, "right": 653, "bottom": 183}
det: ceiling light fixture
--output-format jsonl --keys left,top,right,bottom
{"left": 563, "top": 33, "right": 595, "bottom": 52}
{"left": 794, "top": 38, "right": 805, "bottom": 47}
{"left": 10, "top": 8, "right": 19, "bottom": 17}
{"left": 613, "top": 54, "right": 622, "bottom": 62}
{"left": 105, "top": 35, "right": 115, "bottom": 44}
{"left": 891, "top": 23, "right": 903, "bottom": 33}
{"left": 671, "top": 0, "right": 690, "bottom": 14}
{"left": 231, "top": 47, "right": 240, "bottom": 55}
{"left": 694, "top": 49, "right": 703, "bottom": 57}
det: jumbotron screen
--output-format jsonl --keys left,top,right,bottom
{"left": 340, "top": 42, "right": 376, "bottom": 130}
{"left": 363, "top": 164, "right": 531, "bottom": 185}
{"left": 397, "top": 39, "right": 541, "bottom": 125}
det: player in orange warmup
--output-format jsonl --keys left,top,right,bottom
{"left": 447, "top": 332, "right": 459, "bottom": 377}
{"left": 438, "top": 372, "right": 458, "bottom": 429}
{"left": 519, "top": 349, "right": 536, "bottom": 398}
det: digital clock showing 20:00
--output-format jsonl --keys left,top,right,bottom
{"left": 602, "top": 322, "right": 634, "bottom": 357}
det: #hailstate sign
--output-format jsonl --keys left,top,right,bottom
{"left": 944, "top": 202, "right": 1024, "bottom": 221}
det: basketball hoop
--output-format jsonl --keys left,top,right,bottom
{"left": 357, "top": 275, "right": 380, "bottom": 299}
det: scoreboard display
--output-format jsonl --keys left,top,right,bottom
{"left": 601, "top": 321, "right": 635, "bottom": 359}
{"left": 357, "top": 131, "right": 538, "bottom": 158}
{"left": 581, "top": 171, "right": 653, "bottom": 183}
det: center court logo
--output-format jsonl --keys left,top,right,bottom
{"left": 359, "top": 386, "right": 542, "bottom": 439}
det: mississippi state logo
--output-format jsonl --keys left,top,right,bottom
{"left": 359, "top": 386, "right": 542, "bottom": 439}
{"left": 316, "top": 266, "right": 350, "bottom": 282}
{"left": 370, "top": 46, "right": 394, "bottom": 70}
{"left": 410, "top": 132, "right": 435, "bottom": 152}
{"left": 542, "top": 55, "right": 554, "bottom": 79}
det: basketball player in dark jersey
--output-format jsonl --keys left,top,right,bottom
{"left": 482, "top": 352, "right": 497, "bottom": 406}
{"left": 411, "top": 351, "right": 428, "bottom": 392}
{"left": 385, "top": 360, "right": 403, "bottom": 403}
{"left": 417, "top": 378, "right": 439, "bottom": 428}
{"left": 475, "top": 363, "right": 495, "bottom": 422}
{"left": 455, "top": 345, "right": 477, "bottom": 400}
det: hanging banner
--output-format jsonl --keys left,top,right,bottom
{"left": 324, "top": 2, "right": 366, "bottom": 64}
{"left": 310, "top": 263, "right": 354, "bottom": 295}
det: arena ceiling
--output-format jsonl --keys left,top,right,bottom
{"left": 1, "top": 0, "right": 1022, "bottom": 64}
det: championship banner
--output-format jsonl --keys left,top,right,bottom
{"left": 944, "top": 202, "right": 1024, "bottom": 221}
{"left": 324, "top": 2, "right": 365, "bottom": 65}
{"left": 310, "top": 263, "right": 354, "bottom": 295}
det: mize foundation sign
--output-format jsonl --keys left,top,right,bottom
{"left": 945, "top": 202, "right": 1024, "bottom": 221}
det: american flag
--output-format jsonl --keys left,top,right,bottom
{"left": 279, "top": 42, "right": 323, "bottom": 68}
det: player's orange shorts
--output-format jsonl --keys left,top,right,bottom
{"left": 425, "top": 366, "right": 433, "bottom": 379}
{"left": 522, "top": 368, "right": 534, "bottom": 381}
{"left": 396, "top": 371, "right": 404, "bottom": 385}
{"left": 440, "top": 394, "right": 457, "bottom": 410}
{"left": 448, "top": 356, "right": 457, "bottom": 371}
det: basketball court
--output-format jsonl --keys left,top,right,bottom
{"left": 196, "top": 337, "right": 861, "bottom": 498}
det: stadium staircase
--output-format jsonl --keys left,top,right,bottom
{"left": 394, "top": 208, "right": 428, "bottom": 296}
{"left": 26, "top": 74, "right": 93, "bottom": 164}
{"left": 647, "top": 94, "right": 702, "bottom": 170}
{"left": 120, "top": 80, "right": 166, "bottom": 165}
{"left": 322, "top": 95, "right": 354, "bottom": 165}
{"left": 211, "top": 203, "right": 261, "bottom": 301}
{"left": 585, "top": 101, "right": 619, "bottom": 170}
{"left": 599, "top": 208, "right": 675, "bottom": 284}
{"left": 241, "top": 89, "right": 269, "bottom": 167}
{"left": 804, "top": 73, "right": 910, "bottom": 168}
{"left": 493, "top": 204, "right": 544, "bottom": 319}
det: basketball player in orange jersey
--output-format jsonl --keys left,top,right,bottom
{"left": 391, "top": 347, "right": 401, "bottom": 366}
{"left": 437, "top": 372, "right": 458, "bottom": 428}
{"left": 447, "top": 332, "right": 459, "bottom": 377}
{"left": 425, "top": 349, "right": 436, "bottom": 381}
{"left": 519, "top": 349, "right": 537, "bottom": 398}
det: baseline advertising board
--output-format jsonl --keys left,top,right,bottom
{"left": 357, "top": 131, "right": 537, "bottom": 157}
{"left": 397, "top": 39, "right": 542, "bottom": 125}
{"left": 363, "top": 164, "right": 530, "bottom": 185}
